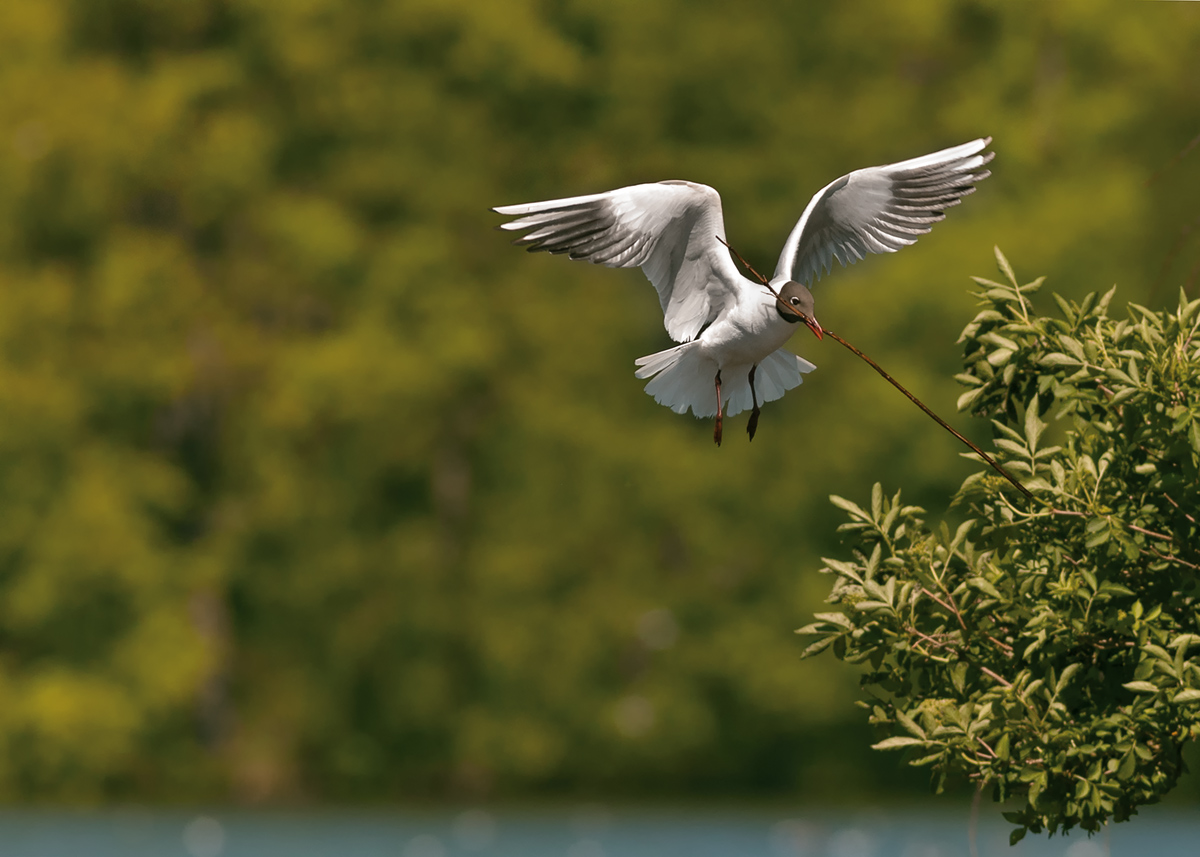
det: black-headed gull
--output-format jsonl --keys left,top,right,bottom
{"left": 494, "top": 138, "right": 993, "bottom": 445}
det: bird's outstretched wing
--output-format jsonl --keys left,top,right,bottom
{"left": 494, "top": 181, "right": 747, "bottom": 343}
{"left": 773, "top": 138, "right": 994, "bottom": 286}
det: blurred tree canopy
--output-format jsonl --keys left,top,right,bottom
{"left": 0, "top": 0, "right": 1197, "bottom": 802}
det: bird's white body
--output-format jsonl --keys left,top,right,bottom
{"left": 494, "top": 138, "right": 993, "bottom": 435}
{"left": 635, "top": 283, "right": 813, "bottom": 418}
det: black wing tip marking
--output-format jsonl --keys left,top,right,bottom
{"left": 798, "top": 141, "right": 994, "bottom": 286}
{"left": 495, "top": 198, "right": 629, "bottom": 264}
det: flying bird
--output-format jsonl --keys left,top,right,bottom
{"left": 493, "top": 138, "right": 993, "bottom": 445}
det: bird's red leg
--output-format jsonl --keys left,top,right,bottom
{"left": 746, "top": 364, "right": 760, "bottom": 441}
{"left": 713, "top": 369, "right": 723, "bottom": 446}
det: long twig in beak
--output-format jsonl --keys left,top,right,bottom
{"left": 820, "top": 327, "right": 1033, "bottom": 502}
{"left": 718, "top": 236, "right": 1034, "bottom": 502}
{"left": 718, "top": 236, "right": 824, "bottom": 339}
{"left": 717, "top": 235, "right": 774, "bottom": 295}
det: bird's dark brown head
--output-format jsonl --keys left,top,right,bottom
{"left": 775, "top": 280, "right": 823, "bottom": 339}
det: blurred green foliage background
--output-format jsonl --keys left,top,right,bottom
{"left": 0, "top": 0, "right": 1197, "bottom": 804}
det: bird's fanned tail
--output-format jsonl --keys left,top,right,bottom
{"left": 635, "top": 344, "right": 816, "bottom": 418}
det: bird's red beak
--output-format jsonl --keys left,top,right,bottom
{"left": 775, "top": 295, "right": 823, "bottom": 339}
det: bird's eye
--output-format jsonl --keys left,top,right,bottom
{"left": 790, "top": 296, "right": 800, "bottom": 306}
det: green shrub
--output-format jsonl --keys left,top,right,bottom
{"left": 800, "top": 249, "right": 1200, "bottom": 843}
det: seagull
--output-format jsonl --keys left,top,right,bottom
{"left": 493, "top": 138, "right": 993, "bottom": 445}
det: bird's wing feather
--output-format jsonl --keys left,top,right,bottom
{"left": 494, "top": 181, "right": 748, "bottom": 343}
{"left": 772, "top": 138, "right": 994, "bottom": 286}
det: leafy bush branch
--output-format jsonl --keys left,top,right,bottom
{"left": 800, "top": 249, "right": 1200, "bottom": 843}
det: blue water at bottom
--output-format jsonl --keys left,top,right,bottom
{"left": 0, "top": 804, "right": 1191, "bottom": 857}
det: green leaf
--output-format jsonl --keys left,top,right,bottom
{"left": 1053, "top": 293, "right": 1076, "bottom": 322}
{"left": 1172, "top": 689, "right": 1200, "bottom": 704}
{"left": 981, "top": 331, "right": 1020, "bottom": 351}
{"left": 956, "top": 387, "right": 985, "bottom": 411}
{"left": 1117, "top": 751, "right": 1136, "bottom": 780}
{"left": 1105, "top": 366, "right": 1134, "bottom": 386}
{"left": 968, "top": 577, "right": 1003, "bottom": 600}
{"left": 1122, "top": 681, "right": 1159, "bottom": 693}
{"left": 1039, "top": 352, "right": 1078, "bottom": 366}
{"left": 987, "top": 347, "right": 1014, "bottom": 367}
{"left": 1024, "top": 397, "right": 1046, "bottom": 450}
{"left": 871, "top": 736, "right": 926, "bottom": 750}
{"left": 996, "top": 732, "right": 1011, "bottom": 761}
{"left": 1096, "top": 284, "right": 1118, "bottom": 314}
{"left": 862, "top": 578, "right": 888, "bottom": 602}
{"left": 984, "top": 287, "right": 1017, "bottom": 303}
{"left": 1056, "top": 663, "right": 1083, "bottom": 695}
{"left": 970, "top": 310, "right": 1006, "bottom": 324}
{"left": 951, "top": 661, "right": 969, "bottom": 695}
{"left": 810, "top": 612, "right": 853, "bottom": 628}
{"left": 1060, "top": 335, "right": 1087, "bottom": 361}
{"left": 800, "top": 636, "right": 839, "bottom": 658}
{"left": 895, "top": 709, "right": 927, "bottom": 740}
{"left": 821, "top": 559, "right": 864, "bottom": 582}
{"left": 994, "top": 438, "right": 1028, "bottom": 456}
{"left": 829, "top": 495, "right": 869, "bottom": 520}
{"left": 1028, "top": 773, "right": 1045, "bottom": 807}
{"left": 910, "top": 752, "right": 944, "bottom": 767}
{"left": 994, "top": 245, "right": 1017, "bottom": 287}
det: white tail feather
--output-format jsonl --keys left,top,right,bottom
{"left": 634, "top": 344, "right": 816, "bottom": 418}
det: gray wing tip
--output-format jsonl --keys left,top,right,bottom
{"left": 967, "top": 141, "right": 995, "bottom": 172}
{"left": 964, "top": 136, "right": 993, "bottom": 153}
